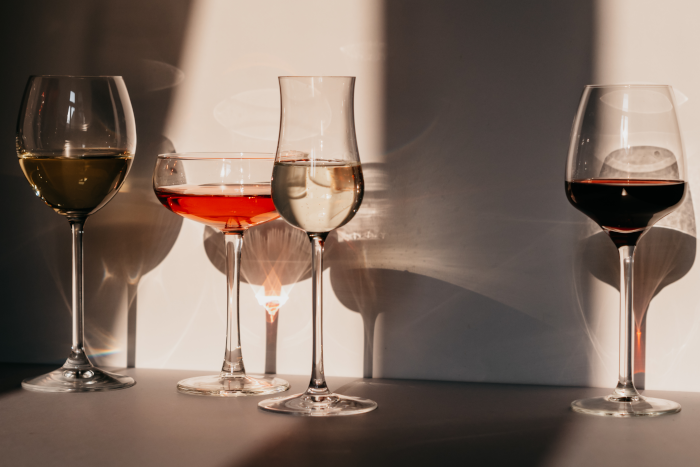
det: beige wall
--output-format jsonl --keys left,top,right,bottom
{"left": 5, "top": 0, "right": 700, "bottom": 392}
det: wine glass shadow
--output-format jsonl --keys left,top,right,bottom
{"left": 329, "top": 244, "right": 583, "bottom": 385}
{"left": 0, "top": 0, "right": 192, "bottom": 367}
{"left": 84, "top": 145, "right": 183, "bottom": 368}
{"left": 574, "top": 194, "right": 696, "bottom": 389}
{"left": 62, "top": 1, "right": 192, "bottom": 367}
{"left": 575, "top": 226, "right": 696, "bottom": 389}
{"left": 203, "top": 219, "right": 314, "bottom": 374}
{"left": 327, "top": 163, "right": 582, "bottom": 384}
{"left": 325, "top": 162, "right": 388, "bottom": 377}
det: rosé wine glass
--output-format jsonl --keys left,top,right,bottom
{"left": 154, "top": 152, "right": 289, "bottom": 396}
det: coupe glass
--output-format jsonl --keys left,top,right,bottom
{"left": 566, "top": 85, "right": 687, "bottom": 416}
{"left": 153, "top": 153, "right": 289, "bottom": 396}
{"left": 18, "top": 76, "right": 137, "bottom": 392}
{"left": 258, "top": 76, "right": 377, "bottom": 415}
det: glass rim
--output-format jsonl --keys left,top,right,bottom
{"left": 278, "top": 76, "right": 355, "bottom": 79}
{"left": 157, "top": 152, "right": 275, "bottom": 160}
{"left": 584, "top": 83, "right": 672, "bottom": 89}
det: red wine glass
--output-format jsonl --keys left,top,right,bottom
{"left": 566, "top": 85, "right": 687, "bottom": 416}
{"left": 153, "top": 153, "right": 289, "bottom": 396}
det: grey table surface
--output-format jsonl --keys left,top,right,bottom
{"left": 1, "top": 364, "right": 699, "bottom": 467}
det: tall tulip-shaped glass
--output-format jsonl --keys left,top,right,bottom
{"left": 18, "top": 76, "right": 137, "bottom": 392}
{"left": 258, "top": 76, "right": 377, "bottom": 415}
{"left": 566, "top": 85, "right": 687, "bottom": 416}
{"left": 153, "top": 153, "right": 289, "bottom": 396}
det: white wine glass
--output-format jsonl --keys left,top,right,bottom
{"left": 566, "top": 84, "right": 686, "bottom": 416}
{"left": 258, "top": 76, "right": 377, "bottom": 416}
{"left": 18, "top": 75, "right": 137, "bottom": 392}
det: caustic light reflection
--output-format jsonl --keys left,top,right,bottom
{"left": 85, "top": 325, "right": 122, "bottom": 360}
{"left": 635, "top": 326, "right": 645, "bottom": 375}
{"left": 237, "top": 220, "right": 311, "bottom": 375}
{"left": 253, "top": 268, "right": 291, "bottom": 323}
{"left": 88, "top": 347, "right": 122, "bottom": 358}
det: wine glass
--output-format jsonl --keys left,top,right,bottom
{"left": 17, "top": 76, "right": 137, "bottom": 392}
{"left": 258, "top": 76, "right": 377, "bottom": 416}
{"left": 153, "top": 153, "right": 289, "bottom": 396}
{"left": 566, "top": 84, "right": 687, "bottom": 416}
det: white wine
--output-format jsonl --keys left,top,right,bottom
{"left": 19, "top": 150, "right": 133, "bottom": 216}
{"left": 272, "top": 159, "right": 363, "bottom": 233}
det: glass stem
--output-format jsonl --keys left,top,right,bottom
{"left": 305, "top": 233, "right": 331, "bottom": 397}
{"left": 221, "top": 232, "right": 246, "bottom": 378}
{"left": 65, "top": 218, "right": 92, "bottom": 370}
{"left": 612, "top": 244, "right": 640, "bottom": 401}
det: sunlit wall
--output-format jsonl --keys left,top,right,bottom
{"left": 583, "top": 0, "right": 700, "bottom": 391}
{"left": 135, "top": 0, "right": 385, "bottom": 376}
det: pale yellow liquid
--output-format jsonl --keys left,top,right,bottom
{"left": 271, "top": 160, "right": 363, "bottom": 233}
{"left": 19, "top": 151, "right": 133, "bottom": 216}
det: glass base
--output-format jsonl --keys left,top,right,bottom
{"left": 258, "top": 392, "right": 378, "bottom": 416}
{"left": 572, "top": 395, "right": 681, "bottom": 417}
{"left": 176, "top": 374, "right": 289, "bottom": 397}
{"left": 22, "top": 367, "right": 135, "bottom": 393}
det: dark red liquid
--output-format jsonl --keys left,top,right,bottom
{"left": 155, "top": 185, "right": 279, "bottom": 232}
{"left": 566, "top": 179, "right": 686, "bottom": 246}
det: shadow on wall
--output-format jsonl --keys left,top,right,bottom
{"left": 572, "top": 140, "right": 696, "bottom": 389}
{"left": 330, "top": 264, "right": 583, "bottom": 384}
{"left": 203, "top": 219, "right": 316, "bottom": 374}
{"left": 575, "top": 221, "right": 696, "bottom": 389}
{"left": 0, "top": 0, "right": 190, "bottom": 366}
{"left": 325, "top": 0, "right": 596, "bottom": 387}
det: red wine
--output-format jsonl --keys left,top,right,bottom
{"left": 566, "top": 179, "right": 686, "bottom": 247}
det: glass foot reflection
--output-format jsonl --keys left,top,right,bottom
{"left": 572, "top": 395, "right": 681, "bottom": 417}
{"left": 177, "top": 374, "right": 289, "bottom": 397}
{"left": 22, "top": 367, "right": 135, "bottom": 393}
{"left": 259, "top": 392, "right": 378, "bottom": 416}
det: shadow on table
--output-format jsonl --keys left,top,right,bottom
{"left": 0, "top": 363, "right": 57, "bottom": 396}
{"left": 235, "top": 379, "right": 573, "bottom": 466}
